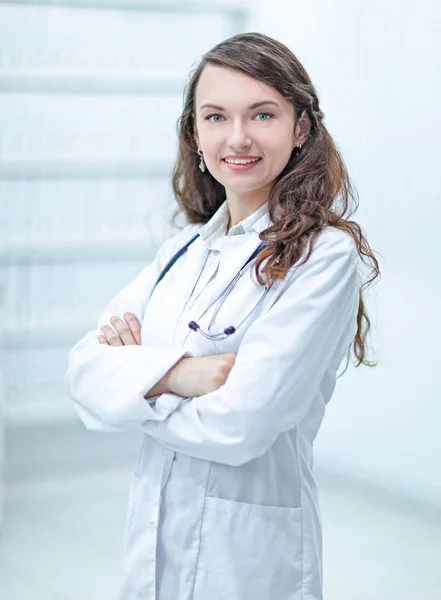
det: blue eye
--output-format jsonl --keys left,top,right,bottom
{"left": 255, "top": 112, "right": 273, "bottom": 121}
{"left": 206, "top": 114, "right": 224, "bottom": 123}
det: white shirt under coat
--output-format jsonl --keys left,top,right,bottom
{"left": 65, "top": 199, "right": 361, "bottom": 600}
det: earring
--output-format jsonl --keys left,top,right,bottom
{"left": 197, "top": 148, "right": 206, "bottom": 173}
{"left": 293, "top": 144, "right": 302, "bottom": 157}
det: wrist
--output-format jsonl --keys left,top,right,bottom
{"left": 144, "top": 357, "right": 186, "bottom": 399}
{"left": 166, "top": 357, "right": 186, "bottom": 395}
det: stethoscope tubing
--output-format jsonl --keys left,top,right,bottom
{"left": 151, "top": 233, "right": 269, "bottom": 341}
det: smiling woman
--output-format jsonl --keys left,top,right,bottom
{"left": 193, "top": 67, "right": 305, "bottom": 219}
{"left": 66, "top": 31, "right": 380, "bottom": 600}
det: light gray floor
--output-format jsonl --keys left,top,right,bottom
{"left": 1, "top": 467, "right": 440, "bottom": 600}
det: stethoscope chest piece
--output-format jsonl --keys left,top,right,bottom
{"left": 188, "top": 320, "right": 236, "bottom": 341}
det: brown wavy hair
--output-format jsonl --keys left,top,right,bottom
{"left": 172, "top": 32, "right": 380, "bottom": 369}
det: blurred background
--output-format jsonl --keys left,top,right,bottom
{"left": 0, "top": 1, "right": 440, "bottom": 599}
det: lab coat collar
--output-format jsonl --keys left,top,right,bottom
{"left": 179, "top": 202, "right": 271, "bottom": 329}
{"left": 198, "top": 200, "right": 271, "bottom": 251}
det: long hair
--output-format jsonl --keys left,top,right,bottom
{"left": 172, "top": 32, "right": 380, "bottom": 369}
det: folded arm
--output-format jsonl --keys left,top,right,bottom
{"left": 65, "top": 224, "right": 199, "bottom": 432}
{"left": 141, "top": 231, "right": 360, "bottom": 465}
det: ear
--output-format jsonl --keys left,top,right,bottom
{"left": 293, "top": 109, "right": 311, "bottom": 147}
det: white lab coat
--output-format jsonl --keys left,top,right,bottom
{"left": 66, "top": 201, "right": 360, "bottom": 600}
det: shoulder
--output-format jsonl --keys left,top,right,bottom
{"left": 313, "top": 226, "right": 358, "bottom": 261}
{"left": 167, "top": 221, "right": 203, "bottom": 246}
{"left": 295, "top": 226, "right": 359, "bottom": 281}
{"left": 277, "top": 226, "right": 359, "bottom": 295}
{"left": 155, "top": 222, "right": 203, "bottom": 270}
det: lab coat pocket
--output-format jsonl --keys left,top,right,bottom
{"left": 193, "top": 496, "right": 303, "bottom": 600}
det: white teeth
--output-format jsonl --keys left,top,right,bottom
{"left": 224, "top": 158, "right": 260, "bottom": 164}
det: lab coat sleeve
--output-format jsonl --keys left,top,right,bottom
{"left": 65, "top": 224, "right": 199, "bottom": 433}
{"left": 141, "top": 230, "right": 360, "bottom": 465}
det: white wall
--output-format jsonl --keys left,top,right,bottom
{"left": 0, "top": 2, "right": 244, "bottom": 424}
{"left": 252, "top": 1, "right": 441, "bottom": 507}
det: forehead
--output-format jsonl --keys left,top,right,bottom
{"left": 195, "top": 64, "right": 287, "bottom": 108}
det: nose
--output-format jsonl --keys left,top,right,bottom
{"left": 227, "top": 119, "right": 252, "bottom": 149}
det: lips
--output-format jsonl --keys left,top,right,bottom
{"left": 222, "top": 157, "right": 262, "bottom": 164}
{"left": 222, "top": 157, "right": 263, "bottom": 172}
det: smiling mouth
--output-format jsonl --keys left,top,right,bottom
{"left": 222, "top": 158, "right": 262, "bottom": 165}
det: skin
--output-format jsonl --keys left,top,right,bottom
{"left": 99, "top": 66, "right": 312, "bottom": 397}
{"left": 193, "top": 64, "right": 311, "bottom": 226}
{"left": 99, "top": 313, "right": 235, "bottom": 399}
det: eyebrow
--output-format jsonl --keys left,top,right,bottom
{"left": 199, "top": 100, "right": 280, "bottom": 111}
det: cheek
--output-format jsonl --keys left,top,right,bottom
{"left": 268, "top": 142, "right": 295, "bottom": 173}
{"left": 198, "top": 127, "right": 222, "bottom": 154}
{"left": 263, "top": 131, "right": 294, "bottom": 156}
{"left": 201, "top": 143, "right": 224, "bottom": 170}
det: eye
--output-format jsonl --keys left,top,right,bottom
{"left": 205, "top": 114, "right": 224, "bottom": 123}
{"left": 254, "top": 112, "right": 273, "bottom": 121}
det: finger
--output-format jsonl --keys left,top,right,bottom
{"left": 101, "top": 324, "right": 123, "bottom": 346}
{"left": 124, "top": 312, "right": 142, "bottom": 345}
{"left": 98, "top": 335, "right": 109, "bottom": 345}
{"left": 109, "top": 316, "right": 137, "bottom": 346}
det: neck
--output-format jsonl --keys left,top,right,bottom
{"left": 226, "top": 189, "right": 269, "bottom": 228}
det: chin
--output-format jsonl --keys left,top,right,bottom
{"left": 217, "top": 179, "right": 267, "bottom": 195}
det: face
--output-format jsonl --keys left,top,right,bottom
{"left": 193, "top": 64, "right": 309, "bottom": 207}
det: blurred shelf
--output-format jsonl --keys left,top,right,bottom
{"left": 0, "top": 159, "right": 172, "bottom": 179}
{"left": 5, "top": 385, "right": 78, "bottom": 427}
{"left": 0, "top": 240, "right": 156, "bottom": 264}
{"left": 4, "top": 319, "right": 95, "bottom": 349}
{"left": 0, "top": 0, "right": 248, "bottom": 22}
{"left": 0, "top": 70, "right": 186, "bottom": 95}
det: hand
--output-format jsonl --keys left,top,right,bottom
{"left": 98, "top": 312, "right": 141, "bottom": 346}
{"left": 166, "top": 353, "right": 237, "bottom": 398}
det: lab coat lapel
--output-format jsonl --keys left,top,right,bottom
{"left": 174, "top": 234, "right": 211, "bottom": 309}
{"left": 193, "top": 231, "right": 264, "bottom": 318}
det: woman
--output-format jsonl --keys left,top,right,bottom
{"left": 66, "top": 32, "right": 379, "bottom": 600}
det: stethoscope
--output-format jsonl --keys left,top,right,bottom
{"left": 152, "top": 233, "right": 269, "bottom": 341}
